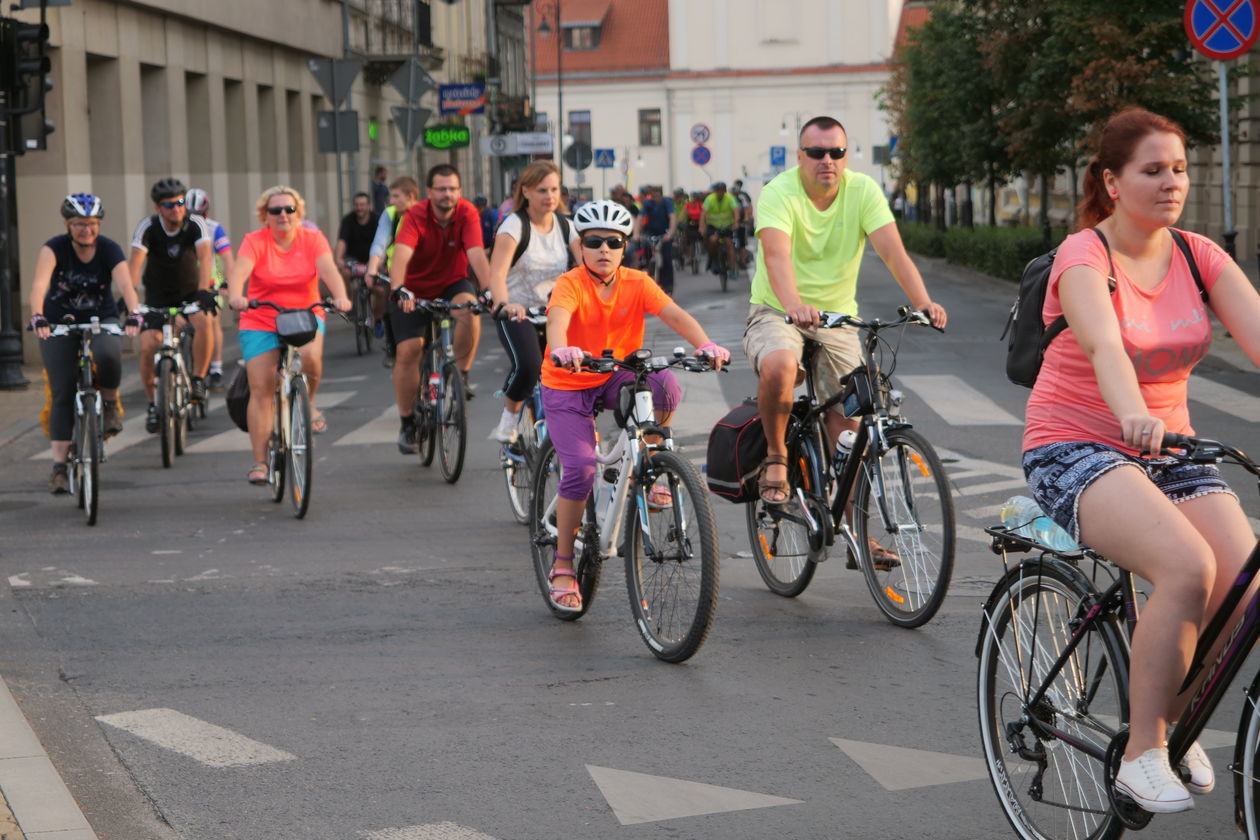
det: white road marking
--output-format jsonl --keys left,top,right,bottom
{"left": 955, "top": 477, "right": 1032, "bottom": 497}
{"left": 586, "top": 764, "right": 802, "bottom": 825}
{"left": 1190, "top": 375, "right": 1260, "bottom": 422}
{"left": 7, "top": 575, "right": 30, "bottom": 588}
{"left": 673, "top": 370, "right": 729, "bottom": 439}
{"left": 363, "top": 824, "right": 499, "bottom": 840}
{"left": 334, "top": 406, "right": 399, "bottom": 447}
{"left": 95, "top": 708, "right": 296, "bottom": 767}
{"left": 324, "top": 374, "right": 368, "bottom": 383}
{"left": 32, "top": 421, "right": 150, "bottom": 460}
{"left": 151, "top": 550, "right": 182, "bottom": 555}
{"left": 896, "top": 375, "right": 1022, "bottom": 426}
{"left": 184, "top": 391, "right": 357, "bottom": 453}
{"left": 831, "top": 738, "right": 988, "bottom": 790}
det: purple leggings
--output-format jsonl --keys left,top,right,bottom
{"left": 541, "top": 369, "right": 682, "bottom": 501}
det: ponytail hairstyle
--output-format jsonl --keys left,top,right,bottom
{"left": 511, "top": 161, "right": 565, "bottom": 214}
{"left": 1075, "top": 107, "right": 1187, "bottom": 230}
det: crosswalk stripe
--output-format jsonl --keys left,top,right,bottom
{"left": 363, "top": 825, "right": 500, "bottom": 840}
{"left": 955, "top": 477, "right": 1030, "bottom": 496}
{"left": 896, "top": 375, "right": 1022, "bottom": 426}
{"left": 334, "top": 406, "right": 399, "bottom": 447}
{"left": 31, "top": 420, "right": 151, "bottom": 461}
{"left": 95, "top": 708, "right": 296, "bottom": 767}
{"left": 673, "top": 371, "right": 728, "bottom": 439}
{"left": 184, "top": 391, "right": 357, "bottom": 454}
{"left": 1189, "top": 376, "right": 1260, "bottom": 422}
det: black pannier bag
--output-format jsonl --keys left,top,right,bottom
{"left": 225, "top": 362, "right": 250, "bottom": 432}
{"left": 706, "top": 399, "right": 768, "bottom": 503}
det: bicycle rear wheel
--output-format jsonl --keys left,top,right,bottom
{"left": 415, "top": 355, "right": 437, "bottom": 467}
{"left": 157, "top": 356, "right": 177, "bottom": 468}
{"left": 746, "top": 438, "right": 826, "bottom": 597}
{"left": 502, "top": 401, "right": 537, "bottom": 525}
{"left": 529, "top": 439, "right": 601, "bottom": 620}
{"left": 353, "top": 287, "right": 371, "bottom": 356}
{"left": 718, "top": 246, "right": 729, "bottom": 293}
{"left": 268, "top": 393, "right": 286, "bottom": 504}
{"left": 174, "top": 373, "right": 189, "bottom": 455}
{"left": 853, "top": 427, "right": 955, "bottom": 627}
{"left": 287, "top": 376, "right": 313, "bottom": 519}
{"left": 1238, "top": 671, "right": 1260, "bottom": 838}
{"left": 437, "top": 361, "right": 467, "bottom": 484}
{"left": 78, "top": 402, "right": 100, "bottom": 526}
{"left": 977, "top": 559, "right": 1128, "bottom": 840}
{"left": 625, "top": 451, "right": 720, "bottom": 662}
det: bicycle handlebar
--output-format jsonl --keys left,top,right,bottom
{"left": 492, "top": 303, "right": 547, "bottom": 326}
{"left": 135, "top": 302, "right": 204, "bottom": 317}
{"left": 1157, "top": 433, "right": 1259, "bottom": 476}
{"left": 46, "top": 321, "right": 126, "bottom": 338}
{"left": 555, "top": 347, "right": 723, "bottom": 375}
{"left": 784, "top": 306, "right": 944, "bottom": 333}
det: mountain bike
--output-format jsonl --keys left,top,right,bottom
{"left": 529, "top": 348, "right": 722, "bottom": 662}
{"left": 711, "top": 228, "right": 734, "bottom": 292}
{"left": 45, "top": 318, "right": 125, "bottom": 526}
{"left": 977, "top": 433, "right": 1260, "bottom": 840}
{"left": 745, "top": 307, "right": 955, "bottom": 627}
{"left": 137, "top": 302, "right": 204, "bottom": 468}
{"left": 494, "top": 305, "right": 548, "bottom": 525}
{"left": 248, "top": 300, "right": 337, "bottom": 519}
{"left": 345, "top": 260, "right": 374, "bottom": 356}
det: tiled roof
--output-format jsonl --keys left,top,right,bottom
{"left": 894, "top": 1, "right": 931, "bottom": 57}
{"left": 531, "top": 0, "right": 669, "bottom": 76}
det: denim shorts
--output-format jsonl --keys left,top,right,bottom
{"left": 1022, "top": 440, "right": 1236, "bottom": 543}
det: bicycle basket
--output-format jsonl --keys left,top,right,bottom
{"left": 840, "top": 367, "right": 876, "bottom": 417}
{"left": 275, "top": 309, "right": 319, "bottom": 347}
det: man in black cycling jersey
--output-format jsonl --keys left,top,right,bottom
{"left": 129, "top": 177, "right": 216, "bottom": 433}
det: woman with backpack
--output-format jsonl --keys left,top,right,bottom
{"left": 484, "top": 161, "right": 582, "bottom": 443}
{"left": 1021, "top": 108, "right": 1260, "bottom": 813}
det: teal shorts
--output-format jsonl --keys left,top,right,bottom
{"left": 239, "top": 321, "right": 325, "bottom": 362}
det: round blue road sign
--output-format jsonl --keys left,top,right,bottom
{"left": 1185, "top": 0, "right": 1258, "bottom": 61}
{"left": 691, "top": 145, "right": 711, "bottom": 166}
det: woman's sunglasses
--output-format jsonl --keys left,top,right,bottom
{"left": 801, "top": 146, "right": 847, "bottom": 160}
{"left": 581, "top": 235, "right": 626, "bottom": 250}
{"left": 267, "top": 205, "right": 299, "bottom": 216}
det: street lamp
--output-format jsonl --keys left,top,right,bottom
{"left": 535, "top": 0, "right": 564, "bottom": 186}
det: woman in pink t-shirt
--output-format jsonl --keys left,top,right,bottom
{"left": 1021, "top": 109, "right": 1260, "bottom": 813}
{"left": 227, "top": 186, "right": 351, "bottom": 485}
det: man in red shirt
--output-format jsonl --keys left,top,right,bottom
{"left": 388, "top": 164, "right": 491, "bottom": 454}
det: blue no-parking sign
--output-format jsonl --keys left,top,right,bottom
{"left": 1185, "top": 0, "right": 1258, "bottom": 60}
{"left": 691, "top": 145, "right": 711, "bottom": 166}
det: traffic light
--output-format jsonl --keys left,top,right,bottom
{"left": 3, "top": 17, "right": 55, "bottom": 154}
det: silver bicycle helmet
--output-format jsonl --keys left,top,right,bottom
{"left": 185, "top": 188, "right": 210, "bottom": 215}
{"left": 61, "top": 193, "right": 104, "bottom": 220}
{"left": 573, "top": 199, "right": 634, "bottom": 236}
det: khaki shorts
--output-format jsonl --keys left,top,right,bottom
{"left": 743, "top": 304, "right": 862, "bottom": 412}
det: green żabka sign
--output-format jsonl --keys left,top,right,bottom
{"left": 424, "top": 124, "right": 471, "bottom": 150}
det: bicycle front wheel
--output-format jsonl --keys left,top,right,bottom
{"left": 746, "top": 438, "right": 826, "bottom": 597}
{"left": 79, "top": 402, "right": 100, "bottom": 526}
{"left": 157, "top": 357, "right": 177, "bottom": 468}
{"left": 353, "top": 288, "right": 371, "bottom": 356}
{"left": 502, "top": 401, "right": 537, "bottom": 525}
{"left": 1237, "top": 670, "right": 1260, "bottom": 838}
{"left": 853, "top": 427, "right": 955, "bottom": 627}
{"left": 268, "top": 392, "right": 286, "bottom": 504}
{"left": 977, "top": 559, "right": 1128, "bottom": 840}
{"left": 625, "top": 451, "right": 720, "bottom": 662}
{"left": 438, "top": 362, "right": 467, "bottom": 483}
{"left": 287, "top": 376, "right": 313, "bottom": 519}
{"left": 415, "top": 355, "right": 436, "bottom": 467}
{"left": 529, "top": 439, "right": 602, "bottom": 620}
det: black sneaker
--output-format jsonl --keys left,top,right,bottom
{"left": 208, "top": 370, "right": 224, "bottom": 392}
{"left": 191, "top": 377, "right": 207, "bottom": 402}
{"left": 102, "top": 400, "right": 123, "bottom": 438}
{"left": 397, "top": 421, "right": 417, "bottom": 455}
{"left": 49, "top": 463, "right": 70, "bottom": 495}
{"left": 145, "top": 403, "right": 159, "bottom": 433}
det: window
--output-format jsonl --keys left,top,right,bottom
{"left": 569, "top": 110, "right": 591, "bottom": 148}
{"left": 564, "top": 26, "right": 600, "bottom": 50}
{"left": 638, "top": 109, "right": 661, "bottom": 147}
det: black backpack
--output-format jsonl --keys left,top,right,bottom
{"left": 509, "top": 210, "right": 576, "bottom": 270}
{"left": 705, "top": 399, "right": 768, "bottom": 503}
{"left": 1002, "top": 227, "right": 1207, "bottom": 387}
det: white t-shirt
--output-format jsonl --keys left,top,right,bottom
{"left": 496, "top": 211, "right": 578, "bottom": 307}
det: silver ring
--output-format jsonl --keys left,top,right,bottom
{"left": 1140, "top": 430, "right": 1151, "bottom": 436}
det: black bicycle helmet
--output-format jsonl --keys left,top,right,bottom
{"left": 150, "top": 177, "right": 188, "bottom": 203}
{"left": 61, "top": 193, "right": 104, "bottom": 220}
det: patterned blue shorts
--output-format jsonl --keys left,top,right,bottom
{"left": 1022, "top": 440, "right": 1236, "bottom": 543}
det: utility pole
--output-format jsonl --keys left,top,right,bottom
{"left": 485, "top": 0, "right": 500, "bottom": 201}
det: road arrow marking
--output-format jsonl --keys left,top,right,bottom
{"left": 586, "top": 764, "right": 802, "bottom": 825}
{"left": 830, "top": 738, "right": 988, "bottom": 790}
{"left": 96, "top": 708, "right": 296, "bottom": 767}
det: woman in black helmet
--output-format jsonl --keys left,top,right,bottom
{"left": 28, "top": 193, "right": 142, "bottom": 493}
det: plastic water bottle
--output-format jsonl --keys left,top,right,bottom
{"left": 634, "top": 388, "right": 655, "bottom": 424}
{"left": 832, "top": 429, "right": 857, "bottom": 478}
{"left": 595, "top": 472, "right": 617, "bottom": 523}
{"left": 427, "top": 371, "right": 440, "bottom": 404}
{"left": 999, "top": 496, "right": 1078, "bottom": 552}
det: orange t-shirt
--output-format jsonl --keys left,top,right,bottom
{"left": 1023, "top": 228, "right": 1228, "bottom": 454}
{"left": 541, "top": 265, "right": 672, "bottom": 390}
{"left": 237, "top": 226, "right": 331, "bottom": 332}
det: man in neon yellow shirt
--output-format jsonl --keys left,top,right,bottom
{"left": 744, "top": 116, "right": 947, "bottom": 506}
{"left": 700, "top": 181, "right": 741, "bottom": 279}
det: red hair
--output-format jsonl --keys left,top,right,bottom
{"left": 1076, "top": 108, "right": 1187, "bottom": 230}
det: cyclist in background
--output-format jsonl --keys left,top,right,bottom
{"left": 637, "top": 185, "right": 676, "bottom": 294}
{"left": 366, "top": 177, "right": 420, "bottom": 361}
{"left": 732, "top": 178, "right": 754, "bottom": 269}
{"left": 335, "top": 191, "right": 379, "bottom": 339}
{"left": 28, "top": 194, "right": 141, "bottom": 492}
{"left": 129, "top": 177, "right": 216, "bottom": 433}
{"left": 185, "top": 188, "right": 234, "bottom": 390}
{"left": 700, "top": 181, "right": 740, "bottom": 276}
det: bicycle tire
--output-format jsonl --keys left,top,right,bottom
{"left": 977, "top": 558, "right": 1128, "bottom": 840}
{"left": 529, "top": 438, "right": 602, "bottom": 621}
{"left": 437, "top": 362, "right": 467, "bottom": 484}
{"left": 746, "top": 436, "right": 826, "bottom": 597}
{"left": 1238, "top": 670, "right": 1260, "bottom": 838}
{"left": 157, "top": 356, "right": 176, "bottom": 468}
{"left": 502, "top": 401, "right": 537, "bottom": 525}
{"left": 174, "top": 373, "right": 189, "bottom": 455}
{"left": 81, "top": 399, "right": 100, "bottom": 526}
{"left": 268, "top": 395, "right": 286, "bottom": 504}
{"left": 353, "top": 288, "right": 369, "bottom": 356}
{"left": 287, "top": 375, "right": 313, "bottom": 519}
{"left": 718, "top": 247, "right": 729, "bottom": 293}
{"left": 625, "top": 450, "right": 720, "bottom": 663}
{"left": 852, "top": 426, "right": 955, "bottom": 627}
{"left": 415, "top": 355, "right": 437, "bottom": 467}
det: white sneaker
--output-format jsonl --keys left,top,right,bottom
{"left": 1114, "top": 747, "right": 1194, "bottom": 813}
{"left": 489, "top": 411, "right": 517, "bottom": 443}
{"left": 1177, "top": 740, "right": 1215, "bottom": 794}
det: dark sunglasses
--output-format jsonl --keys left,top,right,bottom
{"left": 267, "top": 205, "right": 299, "bottom": 216}
{"left": 581, "top": 235, "right": 626, "bottom": 250}
{"left": 801, "top": 146, "right": 847, "bottom": 160}
{"left": 159, "top": 198, "right": 186, "bottom": 209}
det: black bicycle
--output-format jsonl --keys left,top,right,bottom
{"left": 136, "top": 302, "right": 205, "bottom": 467}
{"left": 346, "top": 260, "right": 374, "bottom": 356}
{"left": 44, "top": 318, "right": 124, "bottom": 526}
{"left": 745, "top": 307, "right": 955, "bottom": 627}
{"left": 711, "top": 228, "right": 735, "bottom": 292}
{"left": 977, "top": 433, "right": 1260, "bottom": 840}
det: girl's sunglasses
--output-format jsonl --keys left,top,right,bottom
{"left": 801, "top": 146, "right": 846, "bottom": 160}
{"left": 267, "top": 205, "right": 299, "bottom": 216}
{"left": 582, "top": 235, "right": 625, "bottom": 250}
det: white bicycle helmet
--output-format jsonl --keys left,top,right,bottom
{"left": 573, "top": 199, "right": 634, "bottom": 236}
{"left": 185, "top": 188, "right": 210, "bottom": 215}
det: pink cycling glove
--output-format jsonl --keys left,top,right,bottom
{"left": 696, "top": 342, "right": 731, "bottom": 363}
{"left": 551, "top": 346, "right": 587, "bottom": 368}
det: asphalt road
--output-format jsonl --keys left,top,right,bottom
{"left": 0, "top": 251, "right": 1257, "bottom": 840}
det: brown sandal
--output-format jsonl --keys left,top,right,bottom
{"left": 757, "top": 455, "right": 790, "bottom": 506}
